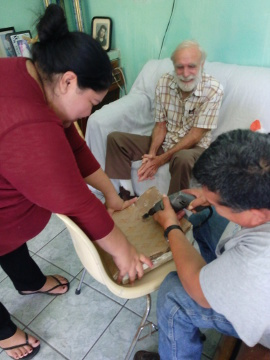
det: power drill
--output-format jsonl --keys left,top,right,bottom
{"left": 142, "top": 191, "right": 204, "bottom": 219}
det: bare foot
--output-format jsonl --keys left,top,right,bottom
{"left": 20, "top": 275, "right": 69, "bottom": 295}
{"left": 0, "top": 328, "right": 40, "bottom": 359}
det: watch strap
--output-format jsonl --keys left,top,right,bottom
{"left": 164, "top": 225, "right": 183, "bottom": 241}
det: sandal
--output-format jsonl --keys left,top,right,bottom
{"left": 1, "top": 332, "right": 40, "bottom": 360}
{"left": 18, "top": 275, "right": 70, "bottom": 296}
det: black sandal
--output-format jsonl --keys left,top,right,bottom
{"left": 2, "top": 332, "right": 40, "bottom": 360}
{"left": 18, "top": 275, "right": 70, "bottom": 296}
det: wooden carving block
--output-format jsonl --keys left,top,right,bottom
{"left": 96, "top": 186, "right": 192, "bottom": 283}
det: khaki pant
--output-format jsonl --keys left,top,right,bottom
{"left": 105, "top": 132, "right": 204, "bottom": 194}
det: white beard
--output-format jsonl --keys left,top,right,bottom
{"left": 174, "top": 67, "right": 202, "bottom": 93}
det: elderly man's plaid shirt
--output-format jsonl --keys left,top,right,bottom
{"left": 155, "top": 72, "right": 224, "bottom": 152}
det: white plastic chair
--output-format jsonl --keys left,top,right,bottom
{"left": 56, "top": 213, "right": 177, "bottom": 359}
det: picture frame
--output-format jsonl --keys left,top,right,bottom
{"left": 91, "top": 17, "right": 112, "bottom": 52}
{"left": 7, "top": 31, "right": 32, "bottom": 58}
{"left": 0, "top": 27, "right": 16, "bottom": 58}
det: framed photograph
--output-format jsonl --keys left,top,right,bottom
{"left": 0, "top": 27, "right": 16, "bottom": 58}
{"left": 91, "top": 17, "right": 112, "bottom": 52}
{"left": 7, "top": 30, "right": 32, "bottom": 58}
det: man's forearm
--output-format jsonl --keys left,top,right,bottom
{"left": 167, "top": 228, "right": 210, "bottom": 308}
{"left": 161, "top": 127, "right": 208, "bottom": 164}
{"left": 149, "top": 122, "right": 167, "bottom": 155}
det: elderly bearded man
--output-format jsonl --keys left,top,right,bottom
{"left": 105, "top": 40, "right": 224, "bottom": 199}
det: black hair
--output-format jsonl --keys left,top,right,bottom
{"left": 193, "top": 129, "right": 270, "bottom": 211}
{"left": 32, "top": 4, "right": 112, "bottom": 91}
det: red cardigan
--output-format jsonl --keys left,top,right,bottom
{"left": 0, "top": 57, "right": 114, "bottom": 255}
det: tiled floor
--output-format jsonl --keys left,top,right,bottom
{"left": 0, "top": 214, "right": 222, "bottom": 360}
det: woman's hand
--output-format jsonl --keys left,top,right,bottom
{"left": 96, "top": 225, "right": 153, "bottom": 284}
{"left": 85, "top": 169, "right": 137, "bottom": 215}
{"left": 113, "top": 243, "right": 153, "bottom": 284}
{"left": 106, "top": 195, "right": 137, "bottom": 216}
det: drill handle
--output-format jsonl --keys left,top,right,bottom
{"left": 169, "top": 191, "right": 205, "bottom": 213}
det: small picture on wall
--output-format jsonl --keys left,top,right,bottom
{"left": 7, "top": 31, "right": 32, "bottom": 58}
{"left": 91, "top": 17, "right": 112, "bottom": 52}
{"left": 0, "top": 27, "right": 16, "bottom": 58}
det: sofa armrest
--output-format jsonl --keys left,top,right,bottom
{"left": 85, "top": 92, "right": 155, "bottom": 170}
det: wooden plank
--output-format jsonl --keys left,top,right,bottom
{"left": 97, "top": 187, "right": 192, "bottom": 283}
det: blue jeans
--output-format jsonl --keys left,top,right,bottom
{"left": 157, "top": 208, "right": 239, "bottom": 360}
{"left": 189, "top": 207, "right": 229, "bottom": 263}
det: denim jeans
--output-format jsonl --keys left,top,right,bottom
{"left": 189, "top": 207, "right": 229, "bottom": 263}
{"left": 157, "top": 208, "right": 239, "bottom": 360}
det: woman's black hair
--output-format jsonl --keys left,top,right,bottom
{"left": 32, "top": 4, "right": 112, "bottom": 91}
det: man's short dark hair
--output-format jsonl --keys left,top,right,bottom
{"left": 193, "top": 129, "right": 270, "bottom": 211}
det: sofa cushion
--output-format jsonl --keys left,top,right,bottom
{"left": 204, "top": 61, "right": 270, "bottom": 139}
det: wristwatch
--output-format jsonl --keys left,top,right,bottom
{"left": 164, "top": 225, "right": 183, "bottom": 242}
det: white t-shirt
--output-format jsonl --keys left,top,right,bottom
{"left": 200, "top": 222, "right": 270, "bottom": 348}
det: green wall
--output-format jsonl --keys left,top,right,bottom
{"left": 1, "top": 0, "right": 270, "bottom": 91}
{"left": 85, "top": 0, "right": 270, "bottom": 90}
{"left": 0, "top": 0, "right": 44, "bottom": 36}
{"left": 0, "top": 0, "right": 76, "bottom": 36}
{"left": 83, "top": 0, "right": 173, "bottom": 90}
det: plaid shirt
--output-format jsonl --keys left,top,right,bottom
{"left": 155, "top": 72, "right": 224, "bottom": 151}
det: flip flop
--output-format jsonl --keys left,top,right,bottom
{"left": 1, "top": 332, "right": 40, "bottom": 360}
{"left": 18, "top": 275, "right": 70, "bottom": 296}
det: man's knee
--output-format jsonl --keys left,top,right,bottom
{"left": 107, "top": 131, "right": 122, "bottom": 146}
{"left": 170, "top": 150, "right": 194, "bottom": 169}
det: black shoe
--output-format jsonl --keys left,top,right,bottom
{"left": 119, "top": 186, "right": 137, "bottom": 201}
{"left": 133, "top": 350, "right": 160, "bottom": 360}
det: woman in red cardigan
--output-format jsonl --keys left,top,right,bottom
{"left": 0, "top": 5, "right": 151, "bottom": 359}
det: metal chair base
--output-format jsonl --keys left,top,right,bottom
{"left": 125, "top": 293, "right": 158, "bottom": 360}
{"left": 75, "top": 268, "right": 86, "bottom": 295}
{"left": 76, "top": 269, "right": 158, "bottom": 360}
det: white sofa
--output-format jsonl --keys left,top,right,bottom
{"left": 85, "top": 58, "right": 270, "bottom": 196}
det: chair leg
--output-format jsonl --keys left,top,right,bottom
{"left": 125, "top": 294, "right": 158, "bottom": 360}
{"left": 75, "top": 268, "right": 87, "bottom": 295}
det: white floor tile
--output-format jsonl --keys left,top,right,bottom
{"left": 79, "top": 270, "right": 127, "bottom": 305}
{"left": 28, "top": 214, "right": 66, "bottom": 253}
{"left": 29, "top": 279, "right": 122, "bottom": 359}
{"left": 35, "top": 229, "right": 83, "bottom": 276}
{"left": 125, "top": 291, "right": 158, "bottom": 325}
{"left": 86, "top": 307, "right": 158, "bottom": 360}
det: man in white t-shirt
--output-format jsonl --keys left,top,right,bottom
{"left": 134, "top": 129, "right": 270, "bottom": 360}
